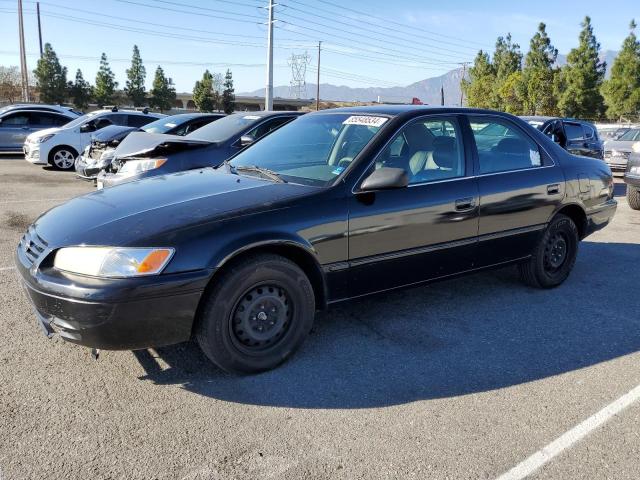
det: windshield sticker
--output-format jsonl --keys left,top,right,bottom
{"left": 342, "top": 116, "right": 388, "bottom": 127}
{"left": 332, "top": 166, "right": 346, "bottom": 175}
{"left": 243, "top": 115, "right": 262, "bottom": 120}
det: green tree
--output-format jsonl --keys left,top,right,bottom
{"left": 193, "top": 70, "right": 215, "bottom": 112}
{"left": 68, "top": 69, "right": 92, "bottom": 111}
{"left": 602, "top": 20, "right": 640, "bottom": 121}
{"left": 558, "top": 16, "right": 606, "bottom": 119}
{"left": 222, "top": 69, "right": 235, "bottom": 114}
{"left": 492, "top": 33, "right": 523, "bottom": 110}
{"left": 125, "top": 45, "right": 146, "bottom": 107}
{"left": 462, "top": 50, "right": 495, "bottom": 109}
{"left": 94, "top": 53, "right": 118, "bottom": 107}
{"left": 498, "top": 70, "right": 526, "bottom": 114}
{"left": 149, "top": 66, "right": 176, "bottom": 112}
{"left": 521, "top": 23, "right": 559, "bottom": 115}
{"left": 33, "top": 43, "right": 68, "bottom": 104}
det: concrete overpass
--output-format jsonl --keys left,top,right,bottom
{"left": 174, "top": 93, "right": 314, "bottom": 111}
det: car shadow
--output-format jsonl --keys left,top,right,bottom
{"left": 133, "top": 241, "right": 640, "bottom": 409}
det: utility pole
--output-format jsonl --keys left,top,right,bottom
{"left": 37, "top": 2, "right": 43, "bottom": 57}
{"left": 459, "top": 61, "right": 469, "bottom": 107}
{"left": 264, "top": 0, "right": 274, "bottom": 111}
{"left": 18, "top": 0, "right": 30, "bottom": 102}
{"left": 316, "top": 41, "right": 321, "bottom": 111}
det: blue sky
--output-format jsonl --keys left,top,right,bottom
{"left": 0, "top": 0, "right": 636, "bottom": 94}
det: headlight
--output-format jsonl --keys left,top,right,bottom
{"left": 118, "top": 158, "right": 167, "bottom": 175}
{"left": 54, "top": 247, "right": 174, "bottom": 277}
{"left": 37, "top": 134, "right": 55, "bottom": 143}
{"left": 633, "top": 142, "right": 640, "bottom": 153}
{"left": 96, "top": 148, "right": 116, "bottom": 167}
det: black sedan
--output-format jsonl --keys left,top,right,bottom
{"left": 75, "top": 113, "right": 224, "bottom": 179}
{"left": 96, "top": 111, "right": 303, "bottom": 188}
{"left": 16, "top": 106, "right": 616, "bottom": 373}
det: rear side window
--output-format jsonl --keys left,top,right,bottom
{"left": 127, "top": 114, "right": 156, "bottom": 128}
{"left": 583, "top": 124, "right": 596, "bottom": 140}
{"left": 469, "top": 117, "right": 542, "bottom": 174}
{"left": 0, "top": 113, "right": 30, "bottom": 126}
{"left": 564, "top": 123, "right": 584, "bottom": 141}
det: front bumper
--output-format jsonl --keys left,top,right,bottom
{"left": 604, "top": 153, "right": 629, "bottom": 171}
{"left": 624, "top": 173, "right": 640, "bottom": 188}
{"left": 23, "top": 143, "right": 46, "bottom": 165}
{"left": 15, "top": 242, "right": 213, "bottom": 350}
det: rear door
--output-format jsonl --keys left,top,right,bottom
{"left": 469, "top": 115, "right": 565, "bottom": 266}
{"left": 563, "top": 121, "right": 590, "bottom": 157}
{"left": 0, "top": 112, "right": 32, "bottom": 151}
{"left": 347, "top": 115, "right": 479, "bottom": 297}
{"left": 581, "top": 123, "right": 602, "bottom": 159}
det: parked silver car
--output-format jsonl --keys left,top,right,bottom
{"left": 603, "top": 128, "right": 640, "bottom": 172}
{"left": 0, "top": 106, "right": 80, "bottom": 153}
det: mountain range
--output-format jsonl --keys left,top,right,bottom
{"left": 241, "top": 50, "right": 619, "bottom": 105}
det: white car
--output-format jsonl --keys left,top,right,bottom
{"left": 23, "top": 108, "right": 165, "bottom": 170}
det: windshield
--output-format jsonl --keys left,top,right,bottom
{"left": 618, "top": 129, "right": 640, "bottom": 141}
{"left": 142, "top": 116, "right": 188, "bottom": 134}
{"left": 62, "top": 111, "right": 100, "bottom": 129}
{"left": 187, "top": 113, "right": 262, "bottom": 142}
{"left": 228, "top": 113, "right": 388, "bottom": 186}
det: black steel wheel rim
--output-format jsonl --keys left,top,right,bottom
{"left": 544, "top": 232, "right": 568, "bottom": 272}
{"left": 230, "top": 283, "right": 292, "bottom": 353}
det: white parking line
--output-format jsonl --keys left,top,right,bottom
{"left": 495, "top": 383, "right": 640, "bottom": 480}
{"left": 0, "top": 266, "right": 16, "bottom": 272}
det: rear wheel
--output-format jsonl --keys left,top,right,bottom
{"left": 196, "top": 254, "right": 315, "bottom": 374}
{"left": 627, "top": 185, "right": 640, "bottom": 210}
{"left": 519, "top": 214, "right": 579, "bottom": 288}
{"left": 49, "top": 146, "right": 78, "bottom": 170}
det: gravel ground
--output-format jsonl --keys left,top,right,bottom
{"left": 1, "top": 156, "right": 639, "bottom": 480}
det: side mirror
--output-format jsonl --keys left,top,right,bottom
{"left": 239, "top": 135, "right": 255, "bottom": 148}
{"left": 80, "top": 122, "right": 95, "bottom": 133}
{"left": 359, "top": 167, "right": 409, "bottom": 192}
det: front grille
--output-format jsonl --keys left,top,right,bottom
{"left": 604, "top": 150, "right": 630, "bottom": 160}
{"left": 90, "top": 146, "right": 105, "bottom": 161}
{"left": 20, "top": 226, "right": 48, "bottom": 266}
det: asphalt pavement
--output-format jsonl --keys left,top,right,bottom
{"left": 1, "top": 156, "right": 639, "bottom": 479}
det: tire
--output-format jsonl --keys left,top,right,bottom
{"left": 196, "top": 254, "right": 315, "bottom": 374}
{"left": 49, "top": 146, "right": 78, "bottom": 170}
{"left": 519, "top": 214, "right": 579, "bottom": 289}
{"left": 627, "top": 185, "right": 640, "bottom": 210}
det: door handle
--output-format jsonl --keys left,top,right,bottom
{"left": 547, "top": 184, "right": 560, "bottom": 195}
{"left": 455, "top": 197, "right": 476, "bottom": 212}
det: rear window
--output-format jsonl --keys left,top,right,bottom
{"left": 564, "top": 123, "right": 584, "bottom": 141}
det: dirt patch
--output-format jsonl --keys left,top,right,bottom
{"left": 3, "top": 211, "right": 33, "bottom": 231}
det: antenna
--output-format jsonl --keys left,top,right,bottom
{"left": 288, "top": 51, "right": 311, "bottom": 99}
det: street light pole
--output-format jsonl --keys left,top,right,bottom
{"left": 316, "top": 41, "right": 321, "bottom": 111}
{"left": 265, "top": 0, "right": 274, "bottom": 111}
{"left": 18, "top": 0, "right": 30, "bottom": 102}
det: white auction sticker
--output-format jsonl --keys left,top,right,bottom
{"left": 243, "top": 115, "right": 262, "bottom": 120}
{"left": 342, "top": 116, "right": 388, "bottom": 127}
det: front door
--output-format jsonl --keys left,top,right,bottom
{"left": 0, "top": 112, "right": 33, "bottom": 151}
{"left": 348, "top": 115, "right": 479, "bottom": 298}
{"left": 468, "top": 115, "right": 566, "bottom": 266}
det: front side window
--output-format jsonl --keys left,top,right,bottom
{"left": 470, "top": 117, "right": 542, "bottom": 174}
{"left": 246, "top": 117, "right": 293, "bottom": 140}
{"left": 228, "top": 113, "right": 386, "bottom": 186}
{"left": 375, "top": 117, "right": 464, "bottom": 184}
{"left": 127, "top": 114, "right": 155, "bottom": 128}
{"left": 94, "top": 118, "right": 113, "bottom": 130}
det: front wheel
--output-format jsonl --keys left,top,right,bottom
{"left": 49, "top": 146, "right": 78, "bottom": 170}
{"left": 196, "top": 254, "right": 315, "bottom": 374}
{"left": 627, "top": 185, "right": 640, "bottom": 210}
{"left": 519, "top": 214, "right": 579, "bottom": 288}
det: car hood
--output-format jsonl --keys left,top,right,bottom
{"left": 604, "top": 140, "right": 637, "bottom": 151}
{"left": 32, "top": 168, "right": 315, "bottom": 247}
{"left": 114, "top": 131, "right": 213, "bottom": 158}
{"left": 92, "top": 125, "right": 138, "bottom": 143}
{"left": 28, "top": 127, "right": 61, "bottom": 140}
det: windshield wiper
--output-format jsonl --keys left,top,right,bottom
{"left": 235, "top": 165, "right": 286, "bottom": 183}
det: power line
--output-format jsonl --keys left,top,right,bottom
{"left": 314, "top": 0, "right": 492, "bottom": 49}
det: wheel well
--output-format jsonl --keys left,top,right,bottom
{"left": 48, "top": 145, "right": 78, "bottom": 164}
{"left": 556, "top": 204, "right": 587, "bottom": 239}
{"left": 206, "top": 244, "right": 327, "bottom": 311}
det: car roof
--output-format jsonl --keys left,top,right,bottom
{"left": 308, "top": 105, "right": 516, "bottom": 119}
{"left": 229, "top": 110, "right": 304, "bottom": 117}
{"left": 520, "top": 115, "right": 595, "bottom": 126}
{"left": 162, "top": 113, "right": 225, "bottom": 121}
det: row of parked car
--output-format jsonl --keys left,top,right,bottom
{"left": 2, "top": 103, "right": 639, "bottom": 209}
